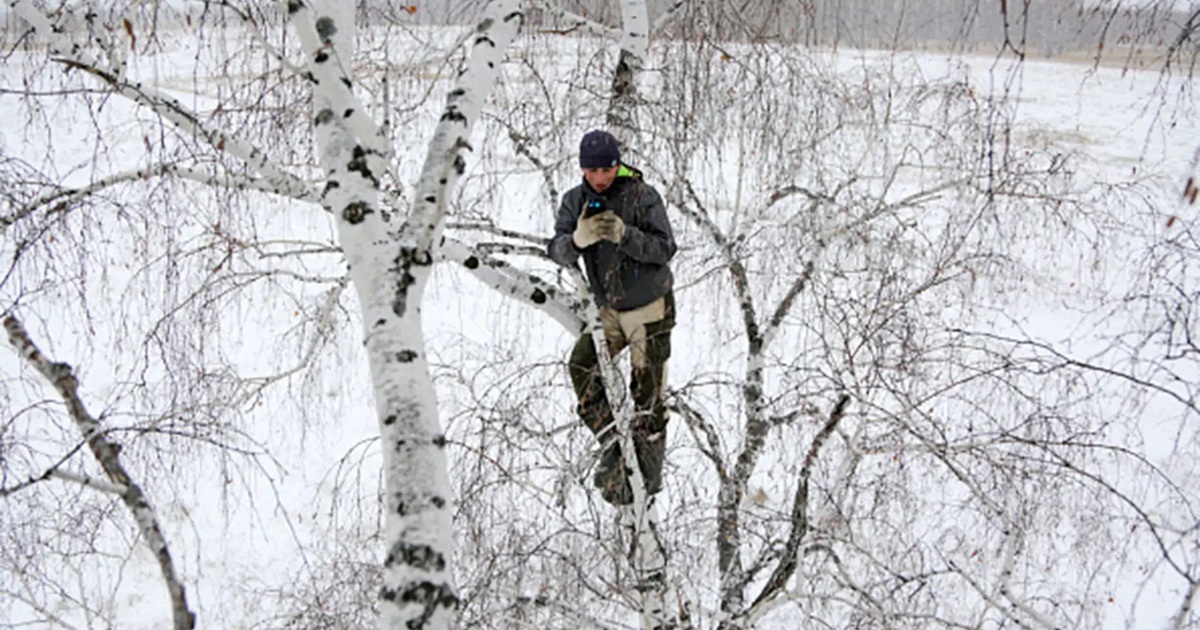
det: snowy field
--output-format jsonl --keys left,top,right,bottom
{"left": 2, "top": 15, "right": 1198, "bottom": 630}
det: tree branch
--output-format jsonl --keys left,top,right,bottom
{"left": 748, "top": 393, "right": 850, "bottom": 611}
{"left": 3, "top": 163, "right": 320, "bottom": 235}
{"left": 667, "top": 391, "right": 727, "bottom": 478}
{"left": 11, "top": 0, "right": 315, "bottom": 203}
{"left": 435, "top": 238, "right": 585, "bottom": 333}
{"left": 4, "top": 315, "right": 196, "bottom": 630}
{"left": 287, "top": 0, "right": 392, "bottom": 184}
{"left": 408, "top": 4, "right": 524, "bottom": 256}
{"left": 528, "top": 1, "right": 619, "bottom": 38}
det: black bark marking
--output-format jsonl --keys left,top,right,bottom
{"left": 448, "top": 88, "right": 465, "bottom": 99}
{"left": 287, "top": 1, "right": 301, "bottom": 14}
{"left": 476, "top": 18, "right": 494, "bottom": 32}
{"left": 383, "top": 414, "right": 397, "bottom": 426}
{"left": 463, "top": 256, "right": 479, "bottom": 269}
{"left": 391, "top": 249, "right": 432, "bottom": 317}
{"left": 531, "top": 288, "right": 546, "bottom": 304}
{"left": 395, "top": 581, "right": 460, "bottom": 628}
{"left": 432, "top": 435, "right": 446, "bottom": 448}
{"left": 475, "top": 36, "right": 495, "bottom": 47}
{"left": 384, "top": 542, "right": 446, "bottom": 573}
{"left": 430, "top": 496, "right": 445, "bottom": 508}
{"left": 453, "top": 155, "right": 466, "bottom": 175}
{"left": 314, "top": 51, "right": 329, "bottom": 64}
{"left": 341, "top": 78, "right": 351, "bottom": 89}
{"left": 423, "top": 195, "right": 437, "bottom": 204}
{"left": 343, "top": 108, "right": 354, "bottom": 118}
{"left": 315, "top": 16, "right": 336, "bottom": 41}
{"left": 396, "top": 350, "right": 418, "bottom": 363}
{"left": 348, "top": 145, "right": 379, "bottom": 187}
{"left": 392, "top": 281, "right": 413, "bottom": 316}
{"left": 343, "top": 201, "right": 371, "bottom": 224}
{"left": 314, "top": 108, "right": 334, "bottom": 125}
{"left": 323, "top": 180, "right": 340, "bottom": 194}
{"left": 392, "top": 270, "right": 417, "bottom": 316}
{"left": 504, "top": 11, "right": 522, "bottom": 22}
{"left": 440, "top": 109, "right": 467, "bottom": 124}
{"left": 376, "top": 318, "right": 387, "bottom": 327}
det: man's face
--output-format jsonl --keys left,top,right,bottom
{"left": 583, "top": 166, "right": 618, "bottom": 193}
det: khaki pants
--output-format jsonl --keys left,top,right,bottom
{"left": 569, "top": 292, "right": 675, "bottom": 505}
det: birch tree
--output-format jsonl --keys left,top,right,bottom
{"left": 1, "top": 1, "right": 533, "bottom": 628}
{"left": 437, "top": 5, "right": 1200, "bottom": 629}
{"left": 4, "top": 1, "right": 1199, "bottom": 629}
{"left": 296, "top": 2, "right": 525, "bottom": 626}
{"left": 641, "top": 12, "right": 1199, "bottom": 628}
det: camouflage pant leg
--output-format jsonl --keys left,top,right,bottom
{"left": 569, "top": 294, "right": 675, "bottom": 505}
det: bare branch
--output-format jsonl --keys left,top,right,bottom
{"left": 435, "top": 238, "right": 585, "bottom": 333}
{"left": 2, "top": 163, "right": 321, "bottom": 235}
{"left": 667, "top": 391, "right": 726, "bottom": 477}
{"left": 1168, "top": 579, "right": 1200, "bottom": 630}
{"left": 10, "top": 1, "right": 316, "bottom": 202}
{"left": 748, "top": 394, "right": 850, "bottom": 612}
{"left": 4, "top": 314, "right": 196, "bottom": 630}
{"left": 528, "top": 1, "right": 620, "bottom": 38}
{"left": 47, "top": 468, "right": 129, "bottom": 495}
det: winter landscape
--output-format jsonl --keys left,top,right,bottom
{"left": 2, "top": 1, "right": 1199, "bottom": 629}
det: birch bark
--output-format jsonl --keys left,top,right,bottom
{"left": 292, "top": 1, "right": 522, "bottom": 627}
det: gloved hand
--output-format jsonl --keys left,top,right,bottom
{"left": 594, "top": 212, "right": 625, "bottom": 243}
{"left": 573, "top": 211, "right": 605, "bottom": 249}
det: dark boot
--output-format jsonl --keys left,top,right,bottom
{"left": 593, "top": 422, "right": 667, "bottom": 506}
{"left": 594, "top": 441, "right": 632, "bottom": 505}
{"left": 633, "top": 422, "right": 666, "bottom": 496}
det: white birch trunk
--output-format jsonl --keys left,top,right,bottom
{"left": 607, "top": 0, "right": 650, "bottom": 140}
{"left": 293, "top": 1, "right": 522, "bottom": 628}
{"left": 589, "top": 1, "right": 689, "bottom": 626}
{"left": 570, "top": 269, "right": 684, "bottom": 629}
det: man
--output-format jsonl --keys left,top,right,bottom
{"left": 547, "top": 129, "right": 678, "bottom": 506}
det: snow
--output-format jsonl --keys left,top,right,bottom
{"left": 1, "top": 12, "right": 1198, "bottom": 630}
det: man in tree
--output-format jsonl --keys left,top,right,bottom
{"left": 548, "top": 129, "right": 678, "bottom": 505}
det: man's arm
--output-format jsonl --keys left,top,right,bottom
{"left": 547, "top": 189, "right": 582, "bottom": 267}
{"left": 618, "top": 185, "right": 676, "bottom": 265}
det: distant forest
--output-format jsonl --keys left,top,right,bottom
{"left": 2, "top": 0, "right": 1196, "bottom": 62}
{"left": 389, "top": 0, "right": 1200, "bottom": 60}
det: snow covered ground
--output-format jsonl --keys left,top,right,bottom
{"left": 1, "top": 17, "right": 1198, "bottom": 630}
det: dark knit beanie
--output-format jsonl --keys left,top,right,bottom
{"left": 579, "top": 130, "right": 621, "bottom": 169}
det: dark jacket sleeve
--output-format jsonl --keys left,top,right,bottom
{"left": 547, "top": 188, "right": 582, "bottom": 267}
{"left": 618, "top": 184, "right": 676, "bottom": 265}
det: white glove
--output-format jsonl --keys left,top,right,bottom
{"left": 594, "top": 212, "right": 625, "bottom": 243}
{"left": 573, "top": 212, "right": 605, "bottom": 249}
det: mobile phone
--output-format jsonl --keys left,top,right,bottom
{"left": 583, "top": 198, "right": 606, "bottom": 218}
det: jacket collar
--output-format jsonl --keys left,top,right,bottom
{"left": 582, "top": 162, "right": 643, "bottom": 195}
